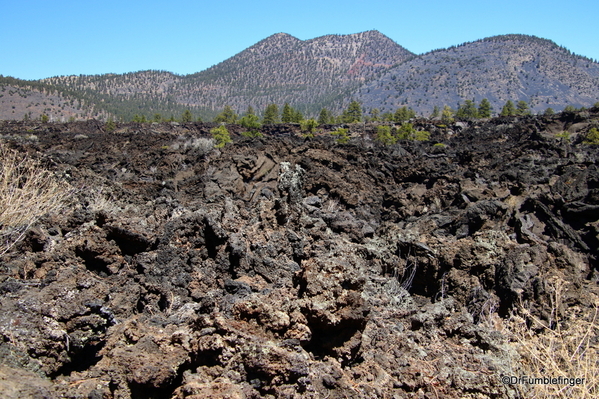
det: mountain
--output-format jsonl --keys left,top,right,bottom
{"left": 1, "top": 32, "right": 599, "bottom": 121}
{"left": 354, "top": 34, "right": 599, "bottom": 114}
{"left": 173, "top": 31, "right": 413, "bottom": 113}
{"left": 31, "top": 30, "right": 412, "bottom": 119}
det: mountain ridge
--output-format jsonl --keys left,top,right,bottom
{"left": 1, "top": 31, "right": 598, "bottom": 121}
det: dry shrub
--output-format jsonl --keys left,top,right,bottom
{"left": 0, "top": 143, "right": 72, "bottom": 254}
{"left": 505, "top": 278, "right": 598, "bottom": 398}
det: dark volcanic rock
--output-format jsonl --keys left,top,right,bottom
{"left": 1, "top": 112, "right": 598, "bottom": 398}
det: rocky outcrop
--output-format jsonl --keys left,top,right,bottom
{"left": 0, "top": 111, "right": 598, "bottom": 398}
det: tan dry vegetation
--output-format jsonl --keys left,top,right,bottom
{"left": 503, "top": 278, "right": 599, "bottom": 398}
{"left": 0, "top": 143, "right": 73, "bottom": 254}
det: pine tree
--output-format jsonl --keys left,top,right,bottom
{"left": 370, "top": 108, "right": 380, "bottom": 122}
{"left": 342, "top": 100, "right": 362, "bottom": 123}
{"left": 105, "top": 117, "right": 116, "bottom": 132}
{"left": 181, "top": 109, "right": 193, "bottom": 123}
{"left": 318, "top": 108, "right": 332, "bottom": 125}
{"left": 262, "top": 104, "right": 279, "bottom": 124}
{"left": 516, "top": 100, "right": 530, "bottom": 116}
{"left": 213, "top": 105, "right": 237, "bottom": 124}
{"left": 478, "top": 99, "right": 492, "bottom": 118}
{"left": 441, "top": 106, "right": 454, "bottom": 124}
{"left": 239, "top": 113, "right": 261, "bottom": 130}
{"left": 211, "top": 125, "right": 232, "bottom": 148}
{"left": 292, "top": 109, "right": 304, "bottom": 123}
{"left": 243, "top": 105, "right": 255, "bottom": 117}
{"left": 455, "top": 100, "right": 479, "bottom": 120}
{"left": 500, "top": 100, "right": 516, "bottom": 116}
{"left": 393, "top": 106, "right": 416, "bottom": 123}
{"left": 281, "top": 103, "right": 294, "bottom": 123}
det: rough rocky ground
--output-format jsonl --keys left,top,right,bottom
{"left": 0, "top": 111, "right": 598, "bottom": 398}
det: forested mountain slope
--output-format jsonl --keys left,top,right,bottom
{"left": 354, "top": 34, "right": 599, "bottom": 115}
{"left": 1, "top": 32, "right": 598, "bottom": 121}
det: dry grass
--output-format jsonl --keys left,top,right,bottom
{"left": 0, "top": 143, "right": 73, "bottom": 254}
{"left": 504, "top": 278, "right": 599, "bottom": 398}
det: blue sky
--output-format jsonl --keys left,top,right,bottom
{"left": 2, "top": 0, "right": 598, "bottom": 80}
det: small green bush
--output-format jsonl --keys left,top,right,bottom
{"left": 556, "top": 131, "right": 571, "bottom": 143}
{"left": 583, "top": 127, "right": 599, "bottom": 145}
{"left": 413, "top": 130, "right": 430, "bottom": 141}
{"left": 211, "top": 125, "right": 232, "bottom": 148}
{"left": 375, "top": 125, "right": 396, "bottom": 145}
{"left": 241, "top": 130, "right": 264, "bottom": 138}
{"left": 331, "top": 128, "right": 349, "bottom": 144}
{"left": 300, "top": 118, "right": 318, "bottom": 134}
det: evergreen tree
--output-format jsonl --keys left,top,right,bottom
{"left": 318, "top": 108, "right": 330, "bottom": 125}
{"left": 382, "top": 112, "right": 394, "bottom": 122}
{"left": 478, "top": 99, "right": 492, "bottom": 118}
{"left": 243, "top": 105, "right": 256, "bottom": 117}
{"left": 441, "top": 106, "right": 454, "bottom": 124}
{"left": 239, "top": 112, "right": 262, "bottom": 130}
{"left": 105, "top": 117, "right": 116, "bottom": 132}
{"left": 181, "top": 109, "right": 193, "bottom": 123}
{"left": 211, "top": 125, "right": 232, "bottom": 148}
{"left": 375, "top": 125, "right": 396, "bottom": 145}
{"left": 370, "top": 108, "right": 380, "bottom": 122}
{"left": 281, "top": 103, "right": 294, "bottom": 123}
{"left": 543, "top": 108, "right": 555, "bottom": 116}
{"left": 394, "top": 106, "right": 416, "bottom": 123}
{"left": 563, "top": 105, "right": 577, "bottom": 112}
{"left": 500, "top": 100, "right": 516, "bottom": 116}
{"left": 300, "top": 118, "right": 318, "bottom": 135}
{"left": 262, "top": 104, "right": 279, "bottom": 124}
{"left": 342, "top": 100, "right": 362, "bottom": 123}
{"left": 430, "top": 106, "right": 440, "bottom": 119}
{"left": 455, "top": 100, "right": 479, "bottom": 120}
{"left": 516, "top": 100, "right": 530, "bottom": 116}
{"left": 292, "top": 109, "right": 304, "bottom": 123}
{"left": 213, "top": 105, "right": 237, "bottom": 124}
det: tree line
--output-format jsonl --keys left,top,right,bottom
{"left": 124, "top": 98, "right": 599, "bottom": 126}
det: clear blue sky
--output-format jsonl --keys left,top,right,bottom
{"left": 2, "top": 0, "right": 598, "bottom": 80}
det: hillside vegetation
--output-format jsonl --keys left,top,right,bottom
{"left": 1, "top": 31, "right": 598, "bottom": 122}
